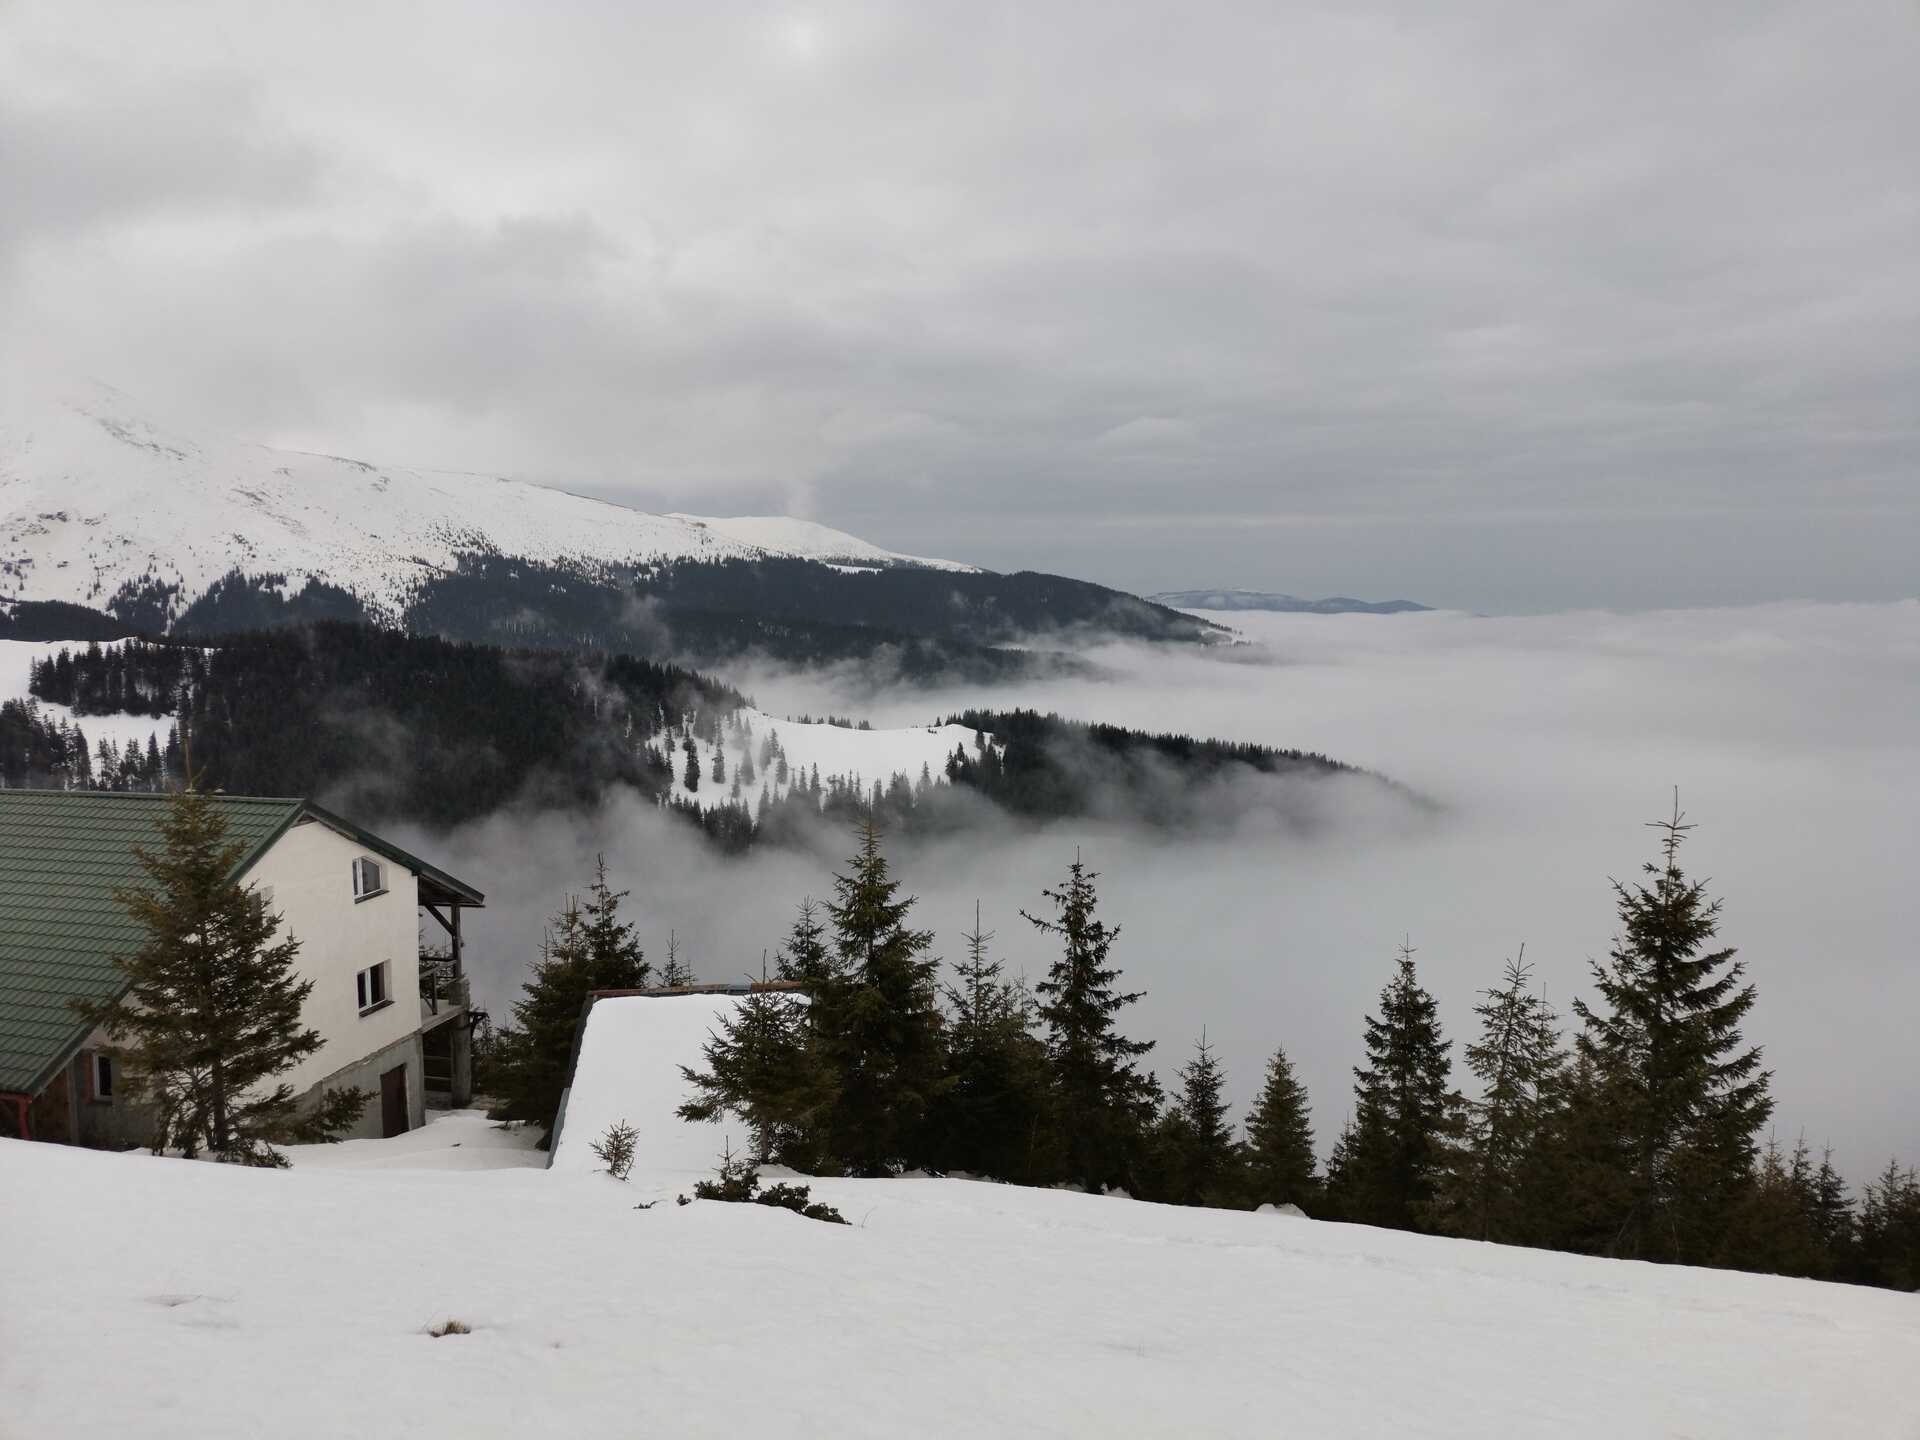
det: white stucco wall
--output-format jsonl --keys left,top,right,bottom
{"left": 245, "top": 817, "right": 422, "bottom": 1100}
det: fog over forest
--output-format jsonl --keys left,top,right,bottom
{"left": 405, "top": 599, "right": 1919, "bottom": 1182}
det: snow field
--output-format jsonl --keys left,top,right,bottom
{"left": 0, "top": 637, "right": 177, "bottom": 754}
{"left": 0, "top": 381, "right": 974, "bottom": 619}
{"left": 661, "top": 708, "right": 994, "bottom": 813}
{"left": 4, "top": 994, "right": 1918, "bottom": 1437}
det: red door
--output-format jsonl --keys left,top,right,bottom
{"left": 380, "top": 1064, "right": 409, "bottom": 1138}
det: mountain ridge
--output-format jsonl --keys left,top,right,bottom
{"left": 0, "top": 380, "right": 975, "bottom": 624}
{"left": 1150, "top": 588, "right": 1432, "bottom": 615}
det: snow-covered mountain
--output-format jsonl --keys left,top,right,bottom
{"left": 0, "top": 381, "right": 974, "bottom": 618}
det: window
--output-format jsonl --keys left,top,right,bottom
{"left": 90, "top": 1052, "right": 114, "bottom": 1102}
{"left": 351, "top": 856, "right": 386, "bottom": 901}
{"left": 356, "top": 961, "right": 391, "bottom": 1015}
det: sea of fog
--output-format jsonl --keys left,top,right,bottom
{"left": 418, "top": 600, "right": 1920, "bottom": 1181}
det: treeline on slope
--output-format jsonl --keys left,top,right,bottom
{"left": 1, "top": 599, "right": 144, "bottom": 642}
{"left": 27, "top": 639, "right": 197, "bottom": 716}
{"left": 0, "top": 699, "right": 177, "bottom": 791}
{"left": 488, "top": 807, "right": 1920, "bottom": 1294}
{"left": 13, "top": 631, "right": 1390, "bottom": 846}
{"left": 624, "top": 557, "right": 1222, "bottom": 646}
{"left": 150, "top": 557, "right": 1216, "bottom": 683}
{"left": 10, "top": 624, "right": 741, "bottom": 823}
{"left": 401, "top": 555, "right": 1041, "bottom": 683}
{"left": 939, "top": 708, "right": 1381, "bottom": 824}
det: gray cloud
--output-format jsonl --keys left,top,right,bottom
{"left": 3, "top": 2, "right": 1916, "bottom": 608}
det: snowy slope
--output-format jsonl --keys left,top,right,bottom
{"left": 0, "top": 381, "right": 975, "bottom": 617}
{"left": 660, "top": 709, "right": 994, "bottom": 812}
{"left": 6, "top": 1033, "right": 1918, "bottom": 1438}
{"left": 0, "top": 638, "right": 175, "bottom": 754}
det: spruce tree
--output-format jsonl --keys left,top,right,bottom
{"left": 1162, "top": 1031, "right": 1237, "bottom": 1206}
{"left": 768, "top": 898, "right": 831, "bottom": 989}
{"left": 659, "top": 929, "right": 693, "bottom": 987}
{"left": 72, "top": 785, "right": 366, "bottom": 1164}
{"left": 813, "top": 822, "right": 949, "bottom": 1174}
{"left": 678, "top": 983, "right": 830, "bottom": 1167}
{"left": 1024, "top": 855, "right": 1158, "bottom": 1193}
{"left": 1852, "top": 1159, "right": 1920, "bottom": 1290}
{"left": 1341, "top": 942, "right": 1460, "bottom": 1231}
{"left": 1437, "top": 950, "right": 1565, "bottom": 1244}
{"left": 1570, "top": 800, "right": 1773, "bottom": 1263}
{"left": 493, "top": 860, "right": 650, "bottom": 1138}
{"left": 1242, "top": 1044, "right": 1318, "bottom": 1211}
{"left": 927, "top": 903, "right": 1051, "bottom": 1182}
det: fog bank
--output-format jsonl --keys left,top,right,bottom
{"left": 412, "top": 600, "right": 1920, "bottom": 1180}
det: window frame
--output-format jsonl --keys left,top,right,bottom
{"left": 89, "top": 1051, "right": 114, "bottom": 1103}
{"left": 355, "top": 961, "right": 392, "bottom": 1016}
{"left": 351, "top": 855, "right": 387, "bottom": 903}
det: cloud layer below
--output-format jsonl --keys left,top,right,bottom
{"left": 414, "top": 600, "right": 1920, "bottom": 1181}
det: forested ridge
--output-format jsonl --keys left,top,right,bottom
{"left": 6, "top": 627, "right": 1370, "bottom": 842}
{"left": 102, "top": 554, "right": 1220, "bottom": 681}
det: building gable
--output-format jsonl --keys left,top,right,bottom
{"left": 0, "top": 792, "right": 303, "bottom": 1096}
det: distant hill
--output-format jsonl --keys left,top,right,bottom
{"left": 1149, "top": 589, "right": 1432, "bottom": 615}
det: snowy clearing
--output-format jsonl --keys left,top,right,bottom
{"left": 0, "top": 637, "right": 176, "bottom": 753}
{"left": 663, "top": 709, "right": 993, "bottom": 812}
{"left": 7, "top": 995, "right": 1916, "bottom": 1438}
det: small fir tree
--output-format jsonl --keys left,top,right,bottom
{"left": 1024, "top": 855, "right": 1158, "bottom": 1193}
{"left": 1338, "top": 942, "right": 1460, "bottom": 1231}
{"left": 1436, "top": 950, "right": 1565, "bottom": 1244}
{"left": 659, "top": 929, "right": 693, "bottom": 987}
{"left": 679, "top": 975, "right": 832, "bottom": 1167}
{"left": 1242, "top": 1044, "right": 1318, "bottom": 1211}
{"left": 1570, "top": 799, "right": 1773, "bottom": 1263}
{"left": 492, "top": 858, "right": 650, "bottom": 1138}
{"left": 812, "top": 822, "right": 950, "bottom": 1174}
{"left": 591, "top": 1118, "right": 639, "bottom": 1180}
{"left": 1162, "top": 1031, "right": 1238, "bottom": 1206}
{"left": 72, "top": 785, "right": 366, "bottom": 1164}
{"left": 926, "top": 903, "right": 1051, "bottom": 1183}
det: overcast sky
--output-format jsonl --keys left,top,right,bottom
{"left": 4, "top": 2, "right": 1915, "bottom": 611}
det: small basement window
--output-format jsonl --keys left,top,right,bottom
{"left": 90, "top": 1052, "right": 114, "bottom": 1102}
{"left": 356, "top": 962, "right": 392, "bottom": 1015}
{"left": 352, "top": 856, "right": 386, "bottom": 901}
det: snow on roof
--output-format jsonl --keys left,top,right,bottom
{"left": 551, "top": 991, "right": 791, "bottom": 1182}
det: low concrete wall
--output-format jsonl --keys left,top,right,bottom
{"left": 304, "top": 1029, "right": 425, "bottom": 1140}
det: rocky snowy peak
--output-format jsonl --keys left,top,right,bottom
{"left": 0, "top": 381, "right": 975, "bottom": 618}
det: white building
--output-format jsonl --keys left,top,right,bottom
{"left": 0, "top": 791, "right": 484, "bottom": 1147}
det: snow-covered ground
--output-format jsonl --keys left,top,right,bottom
{"left": 7, "top": 994, "right": 1916, "bottom": 1438}
{"left": 662, "top": 708, "right": 994, "bottom": 812}
{"left": 0, "top": 637, "right": 176, "bottom": 753}
{"left": 0, "top": 380, "right": 975, "bottom": 617}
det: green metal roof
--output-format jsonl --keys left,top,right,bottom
{"left": 0, "top": 792, "right": 484, "bottom": 1097}
{"left": 0, "top": 792, "right": 302, "bottom": 1096}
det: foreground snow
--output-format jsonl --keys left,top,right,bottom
{"left": 7, "top": 999, "right": 1917, "bottom": 1438}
